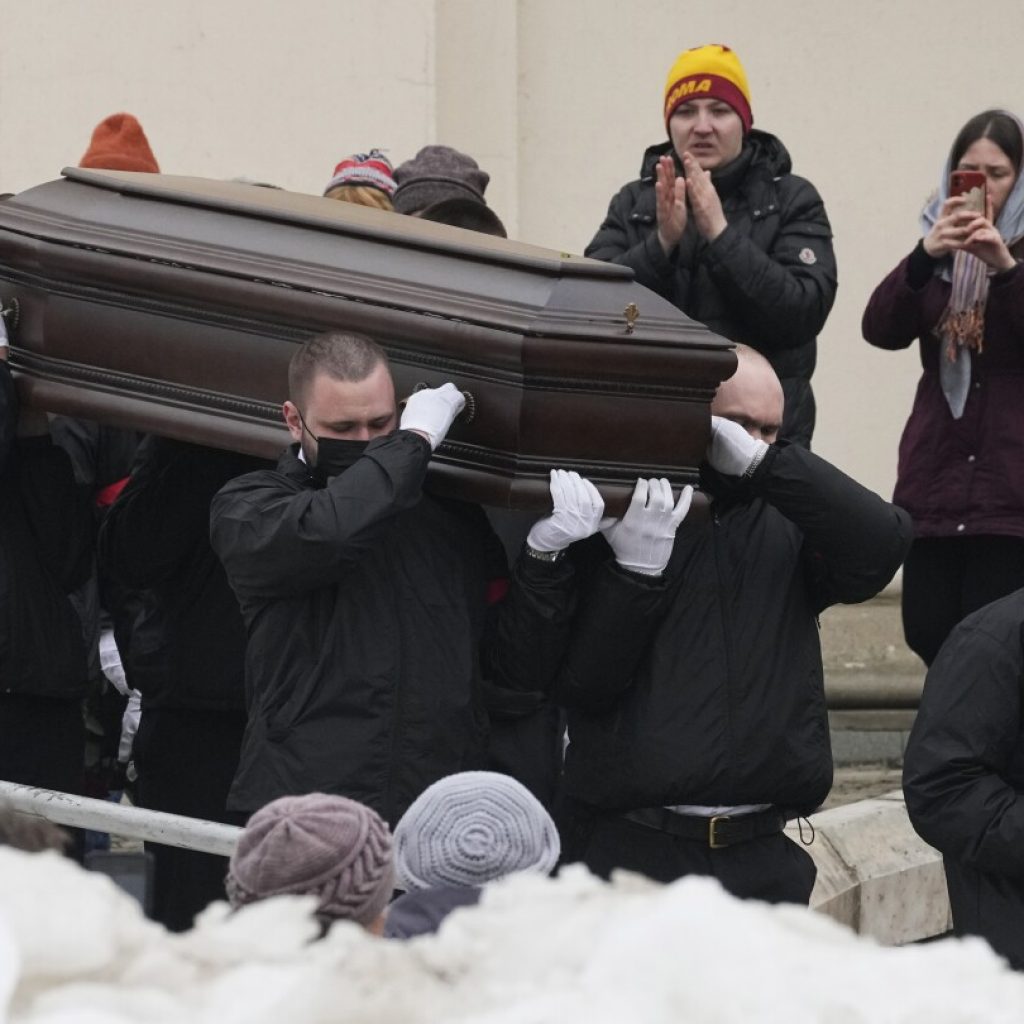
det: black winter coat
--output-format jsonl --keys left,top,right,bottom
{"left": 553, "top": 444, "right": 910, "bottom": 816}
{"left": 586, "top": 132, "right": 837, "bottom": 447}
{"left": 98, "top": 437, "right": 270, "bottom": 712}
{"left": 903, "top": 589, "right": 1024, "bottom": 969}
{"left": 50, "top": 416, "right": 142, "bottom": 686}
{"left": 0, "top": 363, "right": 91, "bottom": 699}
{"left": 210, "top": 431, "right": 569, "bottom": 825}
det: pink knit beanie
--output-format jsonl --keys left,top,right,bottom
{"left": 226, "top": 793, "right": 394, "bottom": 928}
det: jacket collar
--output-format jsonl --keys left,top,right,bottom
{"left": 638, "top": 128, "right": 793, "bottom": 185}
{"left": 278, "top": 442, "right": 316, "bottom": 485}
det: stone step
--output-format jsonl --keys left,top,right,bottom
{"left": 819, "top": 586, "right": 920, "bottom": 677}
{"left": 815, "top": 585, "right": 925, "bottom": 769}
{"left": 829, "top": 709, "right": 915, "bottom": 768}
{"left": 819, "top": 583, "right": 926, "bottom": 715}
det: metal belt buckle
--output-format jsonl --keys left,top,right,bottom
{"left": 708, "top": 814, "right": 732, "bottom": 849}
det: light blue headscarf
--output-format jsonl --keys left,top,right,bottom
{"left": 920, "top": 110, "right": 1024, "bottom": 418}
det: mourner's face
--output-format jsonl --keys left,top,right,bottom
{"left": 669, "top": 98, "right": 744, "bottom": 171}
{"left": 711, "top": 358, "right": 784, "bottom": 443}
{"left": 284, "top": 362, "right": 397, "bottom": 457}
{"left": 957, "top": 137, "right": 1017, "bottom": 221}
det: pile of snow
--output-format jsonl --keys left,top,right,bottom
{"left": 0, "top": 846, "right": 1021, "bottom": 1023}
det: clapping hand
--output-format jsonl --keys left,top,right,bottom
{"left": 655, "top": 155, "right": 687, "bottom": 254}
{"left": 681, "top": 152, "right": 727, "bottom": 241}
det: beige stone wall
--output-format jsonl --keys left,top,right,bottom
{"left": 3, "top": 0, "right": 1024, "bottom": 496}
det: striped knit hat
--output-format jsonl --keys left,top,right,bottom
{"left": 394, "top": 772, "right": 560, "bottom": 891}
{"left": 226, "top": 793, "right": 394, "bottom": 928}
{"left": 663, "top": 44, "right": 753, "bottom": 133}
{"left": 323, "top": 150, "right": 396, "bottom": 197}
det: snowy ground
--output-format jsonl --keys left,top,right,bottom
{"left": 0, "top": 846, "right": 1019, "bottom": 1023}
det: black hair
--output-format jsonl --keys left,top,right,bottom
{"left": 950, "top": 110, "right": 1024, "bottom": 174}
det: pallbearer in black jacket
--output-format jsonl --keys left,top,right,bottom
{"left": 556, "top": 348, "right": 911, "bottom": 904}
{"left": 0, "top": 321, "right": 92, "bottom": 811}
{"left": 99, "top": 436, "right": 269, "bottom": 931}
{"left": 585, "top": 44, "right": 836, "bottom": 447}
{"left": 210, "top": 331, "right": 598, "bottom": 826}
{"left": 903, "top": 589, "right": 1024, "bottom": 970}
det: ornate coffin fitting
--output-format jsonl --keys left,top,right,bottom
{"left": 0, "top": 169, "right": 734, "bottom": 513}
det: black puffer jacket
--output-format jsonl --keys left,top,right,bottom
{"left": 903, "top": 589, "right": 1024, "bottom": 969}
{"left": 210, "top": 431, "right": 568, "bottom": 825}
{"left": 586, "top": 132, "right": 837, "bottom": 447}
{"left": 50, "top": 417, "right": 142, "bottom": 687}
{"left": 553, "top": 444, "right": 910, "bottom": 816}
{"left": 0, "top": 363, "right": 91, "bottom": 699}
{"left": 98, "top": 437, "right": 270, "bottom": 711}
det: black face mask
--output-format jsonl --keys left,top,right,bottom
{"left": 296, "top": 408, "right": 369, "bottom": 485}
{"left": 310, "top": 437, "right": 369, "bottom": 483}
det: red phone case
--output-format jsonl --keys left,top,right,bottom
{"left": 950, "top": 170, "right": 986, "bottom": 212}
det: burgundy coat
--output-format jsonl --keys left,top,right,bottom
{"left": 862, "top": 252, "right": 1024, "bottom": 539}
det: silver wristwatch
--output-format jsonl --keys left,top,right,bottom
{"left": 525, "top": 545, "right": 566, "bottom": 563}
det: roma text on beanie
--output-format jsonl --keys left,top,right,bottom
{"left": 663, "top": 44, "right": 753, "bottom": 134}
{"left": 79, "top": 113, "right": 160, "bottom": 173}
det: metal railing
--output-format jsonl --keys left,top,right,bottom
{"left": 0, "top": 781, "right": 242, "bottom": 856}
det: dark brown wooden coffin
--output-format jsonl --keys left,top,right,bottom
{"left": 0, "top": 169, "right": 733, "bottom": 513}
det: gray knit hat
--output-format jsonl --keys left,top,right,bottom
{"left": 226, "top": 793, "right": 394, "bottom": 927}
{"left": 394, "top": 771, "right": 560, "bottom": 891}
{"left": 392, "top": 145, "right": 490, "bottom": 215}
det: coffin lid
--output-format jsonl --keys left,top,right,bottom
{"left": 61, "top": 167, "right": 631, "bottom": 279}
{"left": 0, "top": 169, "right": 735, "bottom": 514}
{"left": 0, "top": 168, "right": 720, "bottom": 348}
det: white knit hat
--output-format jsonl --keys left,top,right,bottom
{"left": 394, "top": 771, "right": 560, "bottom": 891}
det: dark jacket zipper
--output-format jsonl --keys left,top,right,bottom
{"left": 711, "top": 504, "right": 737, "bottom": 789}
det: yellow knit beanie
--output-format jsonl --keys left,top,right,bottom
{"left": 663, "top": 44, "right": 752, "bottom": 133}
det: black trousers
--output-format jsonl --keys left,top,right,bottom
{"left": 133, "top": 706, "right": 246, "bottom": 932}
{"left": 0, "top": 693, "right": 86, "bottom": 861}
{"left": 561, "top": 806, "right": 817, "bottom": 905}
{"left": 902, "top": 536, "right": 1024, "bottom": 667}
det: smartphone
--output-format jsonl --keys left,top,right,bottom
{"left": 950, "top": 170, "right": 987, "bottom": 214}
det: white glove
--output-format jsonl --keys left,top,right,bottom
{"left": 118, "top": 690, "right": 142, "bottom": 765}
{"left": 707, "top": 415, "right": 769, "bottom": 477}
{"left": 400, "top": 383, "right": 466, "bottom": 450}
{"left": 526, "top": 469, "right": 605, "bottom": 552}
{"left": 99, "top": 629, "right": 131, "bottom": 698}
{"left": 0, "top": 315, "right": 8, "bottom": 347}
{"left": 601, "top": 478, "right": 693, "bottom": 576}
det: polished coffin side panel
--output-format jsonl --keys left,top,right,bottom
{"left": 0, "top": 172, "right": 734, "bottom": 513}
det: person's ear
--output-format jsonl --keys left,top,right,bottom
{"left": 283, "top": 401, "right": 303, "bottom": 443}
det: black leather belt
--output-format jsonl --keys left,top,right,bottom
{"left": 621, "top": 807, "right": 786, "bottom": 849}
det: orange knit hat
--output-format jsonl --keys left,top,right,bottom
{"left": 663, "top": 44, "right": 753, "bottom": 133}
{"left": 79, "top": 113, "right": 160, "bottom": 173}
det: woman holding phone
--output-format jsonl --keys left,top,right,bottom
{"left": 863, "top": 109, "right": 1024, "bottom": 666}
